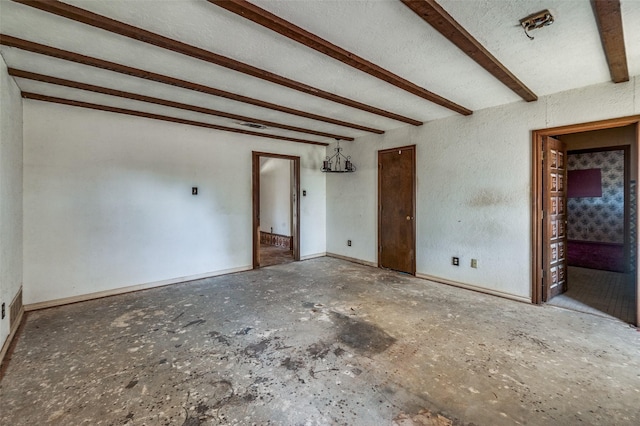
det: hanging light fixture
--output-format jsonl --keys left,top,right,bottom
{"left": 321, "top": 139, "right": 356, "bottom": 173}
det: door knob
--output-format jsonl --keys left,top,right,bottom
{"left": 406, "top": 216, "right": 411, "bottom": 221}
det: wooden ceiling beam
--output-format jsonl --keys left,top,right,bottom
{"left": 8, "top": 68, "right": 354, "bottom": 141}
{"left": 592, "top": 0, "right": 629, "bottom": 83}
{"left": 0, "top": 34, "right": 383, "bottom": 134}
{"left": 209, "top": 0, "right": 472, "bottom": 116}
{"left": 401, "top": 0, "right": 538, "bottom": 102}
{"left": 12, "top": 0, "right": 421, "bottom": 126}
{"left": 21, "top": 92, "right": 329, "bottom": 146}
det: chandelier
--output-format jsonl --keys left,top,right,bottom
{"left": 321, "top": 140, "right": 356, "bottom": 173}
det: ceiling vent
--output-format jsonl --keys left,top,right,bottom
{"left": 238, "top": 122, "right": 267, "bottom": 129}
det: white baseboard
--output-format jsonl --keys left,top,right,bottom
{"left": 326, "top": 252, "right": 378, "bottom": 267}
{"left": 25, "top": 265, "right": 253, "bottom": 312}
{"left": 299, "top": 252, "right": 326, "bottom": 261}
{"left": 416, "top": 273, "right": 532, "bottom": 304}
{"left": 0, "top": 306, "right": 24, "bottom": 369}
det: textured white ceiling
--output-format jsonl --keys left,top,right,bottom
{"left": 1, "top": 0, "right": 638, "bottom": 145}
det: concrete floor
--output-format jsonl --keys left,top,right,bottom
{"left": 1, "top": 257, "right": 639, "bottom": 425}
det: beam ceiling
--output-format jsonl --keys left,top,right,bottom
{"left": 592, "top": 0, "right": 630, "bottom": 83}
{"left": 0, "top": 35, "right": 384, "bottom": 135}
{"left": 208, "top": 0, "right": 473, "bottom": 116}
{"left": 12, "top": 0, "right": 423, "bottom": 126}
{"left": 1, "top": 0, "right": 637, "bottom": 145}
{"left": 400, "top": 0, "right": 537, "bottom": 102}
{"left": 22, "top": 92, "right": 329, "bottom": 146}
{"left": 9, "top": 68, "right": 354, "bottom": 141}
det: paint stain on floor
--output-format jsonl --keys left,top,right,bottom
{"left": 332, "top": 311, "right": 397, "bottom": 355}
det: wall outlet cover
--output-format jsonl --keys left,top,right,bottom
{"left": 452, "top": 257, "right": 459, "bottom": 266}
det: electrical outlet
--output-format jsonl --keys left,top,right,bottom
{"left": 471, "top": 259, "right": 478, "bottom": 268}
{"left": 452, "top": 257, "right": 459, "bottom": 266}
{"left": 347, "top": 240, "right": 352, "bottom": 247}
{"left": 1, "top": 302, "right": 5, "bottom": 319}
{"left": 192, "top": 187, "right": 198, "bottom": 195}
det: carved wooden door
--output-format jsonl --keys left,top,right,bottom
{"left": 543, "top": 136, "right": 568, "bottom": 301}
{"left": 378, "top": 145, "right": 416, "bottom": 275}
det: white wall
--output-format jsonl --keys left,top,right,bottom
{"left": 16, "top": 75, "right": 640, "bottom": 307}
{"left": 327, "top": 78, "right": 639, "bottom": 300}
{"left": 23, "top": 101, "right": 326, "bottom": 305}
{"left": 0, "top": 56, "right": 23, "bottom": 347}
{"left": 260, "top": 157, "right": 292, "bottom": 236}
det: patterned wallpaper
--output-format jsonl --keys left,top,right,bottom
{"left": 567, "top": 150, "right": 624, "bottom": 243}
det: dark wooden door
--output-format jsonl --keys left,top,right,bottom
{"left": 543, "top": 136, "right": 568, "bottom": 301}
{"left": 378, "top": 145, "right": 416, "bottom": 274}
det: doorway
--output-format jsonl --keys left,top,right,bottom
{"left": 378, "top": 145, "right": 416, "bottom": 275}
{"left": 532, "top": 116, "right": 639, "bottom": 326}
{"left": 564, "top": 145, "right": 630, "bottom": 273}
{"left": 252, "top": 152, "right": 300, "bottom": 268}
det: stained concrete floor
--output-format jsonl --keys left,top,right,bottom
{"left": 1, "top": 257, "right": 639, "bottom": 425}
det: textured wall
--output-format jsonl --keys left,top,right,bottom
{"left": 327, "top": 78, "right": 639, "bottom": 300}
{"left": 0, "top": 58, "right": 23, "bottom": 347}
{"left": 23, "top": 101, "right": 326, "bottom": 305}
{"left": 567, "top": 150, "right": 624, "bottom": 243}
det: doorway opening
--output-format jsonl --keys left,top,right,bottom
{"left": 378, "top": 145, "right": 416, "bottom": 275}
{"left": 252, "top": 152, "right": 300, "bottom": 268}
{"left": 532, "top": 116, "right": 639, "bottom": 326}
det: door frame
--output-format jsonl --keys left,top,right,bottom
{"left": 377, "top": 144, "right": 416, "bottom": 275}
{"left": 252, "top": 151, "right": 301, "bottom": 269}
{"left": 531, "top": 115, "right": 640, "bottom": 325}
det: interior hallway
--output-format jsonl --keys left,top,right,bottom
{"left": 548, "top": 266, "right": 636, "bottom": 325}
{"left": 1, "top": 258, "right": 639, "bottom": 425}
